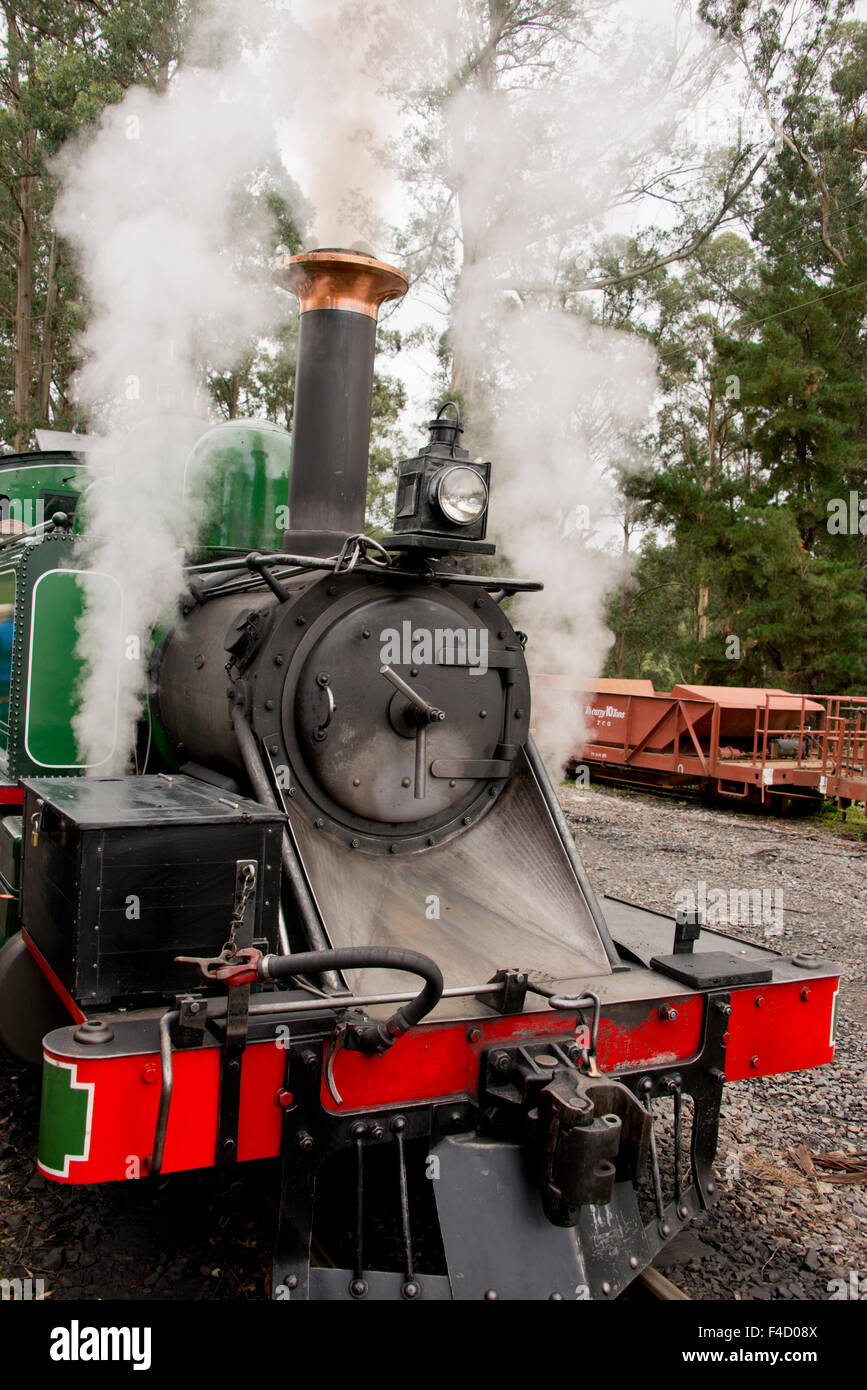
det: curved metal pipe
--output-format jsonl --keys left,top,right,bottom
{"left": 149, "top": 1008, "right": 179, "bottom": 1177}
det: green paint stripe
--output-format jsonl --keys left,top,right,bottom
{"left": 38, "top": 1057, "right": 94, "bottom": 1177}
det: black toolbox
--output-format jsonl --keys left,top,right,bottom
{"left": 20, "top": 775, "right": 283, "bottom": 1006}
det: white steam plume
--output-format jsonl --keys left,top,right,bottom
{"left": 53, "top": 0, "right": 409, "bottom": 769}
{"left": 394, "top": 0, "right": 723, "bottom": 771}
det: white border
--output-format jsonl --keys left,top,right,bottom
{"left": 24, "top": 567, "right": 123, "bottom": 769}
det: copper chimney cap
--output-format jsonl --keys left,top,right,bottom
{"left": 275, "top": 248, "right": 408, "bottom": 320}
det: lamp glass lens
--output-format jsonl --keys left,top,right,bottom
{"left": 437, "top": 467, "right": 488, "bottom": 524}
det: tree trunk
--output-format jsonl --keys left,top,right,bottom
{"left": 37, "top": 230, "right": 59, "bottom": 424}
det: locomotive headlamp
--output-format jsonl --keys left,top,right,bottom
{"left": 436, "top": 466, "right": 489, "bottom": 525}
{"left": 388, "top": 402, "right": 493, "bottom": 553}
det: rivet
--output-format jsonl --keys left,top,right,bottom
{"left": 287, "top": 1274, "right": 298, "bottom": 1289}
{"left": 549, "top": 1292, "right": 564, "bottom": 1300}
{"left": 514, "top": 709, "right": 525, "bottom": 718}
{"left": 296, "top": 616, "right": 306, "bottom": 626}
{"left": 353, "top": 777, "right": 361, "bottom": 786}
{"left": 390, "top": 843, "right": 399, "bottom": 853}
{"left": 362, "top": 629, "right": 371, "bottom": 639}
{"left": 601, "top": 1281, "right": 611, "bottom": 1296}
{"left": 750, "top": 1054, "right": 760, "bottom": 1068}
{"left": 401, "top": 777, "right": 411, "bottom": 788}
{"left": 314, "top": 818, "right": 324, "bottom": 829}
{"left": 800, "top": 987, "right": 811, "bottom": 1002}
{"left": 350, "top": 1278, "right": 368, "bottom": 1298}
{"left": 661, "top": 1223, "right": 670, "bottom": 1237}
{"left": 265, "top": 699, "right": 275, "bottom": 710}
{"left": 754, "top": 995, "right": 764, "bottom": 1008}
{"left": 462, "top": 815, "right": 471, "bottom": 825}
{"left": 328, "top": 585, "right": 337, "bottom": 596}
{"left": 410, "top": 667, "right": 419, "bottom": 677}
{"left": 479, "top": 710, "right": 487, "bottom": 718}
{"left": 484, "top": 1290, "right": 498, "bottom": 1300}
{"left": 391, "top": 1116, "right": 406, "bottom": 1134}
{"left": 222, "top": 1138, "right": 235, "bottom": 1152}
{"left": 402, "top": 1281, "right": 420, "bottom": 1300}
{"left": 707, "top": 1182, "right": 715, "bottom": 1193}
{"left": 449, "top": 779, "right": 456, "bottom": 788}
{"left": 142, "top": 1063, "right": 159, "bottom": 1085}
{"left": 678, "top": 1204, "right": 689, "bottom": 1218}
{"left": 629, "top": 1256, "right": 639, "bottom": 1269}
{"left": 274, "top": 654, "right": 285, "bottom": 666}
{"left": 350, "top": 838, "right": 359, "bottom": 849}
{"left": 466, "top": 1027, "right": 481, "bottom": 1044}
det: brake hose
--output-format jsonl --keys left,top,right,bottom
{"left": 258, "top": 946, "right": 444, "bottom": 1053}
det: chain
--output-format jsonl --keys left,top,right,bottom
{"left": 333, "top": 534, "right": 392, "bottom": 574}
{"left": 221, "top": 863, "right": 256, "bottom": 960}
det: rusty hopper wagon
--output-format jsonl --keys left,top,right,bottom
{"left": 535, "top": 677, "right": 867, "bottom": 813}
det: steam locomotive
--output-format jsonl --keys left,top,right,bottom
{"left": 0, "top": 250, "right": 838, "bottom": 1301}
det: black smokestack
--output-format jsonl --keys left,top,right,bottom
{"left": 275, "top": 249, "right": 408, "bottom": 555}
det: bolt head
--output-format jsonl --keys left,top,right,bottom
{"left": 484, "top": 1289, "right": 499, "bottom": 1300}
{"left": 402, "top": 1281, "right": 420, "bottom": 1300}
{"left": 466, "top": 1027, "right": 482, "bottom": 1044}
{"left": 350, "top": 1278, "right": 368, "bottom": 1298}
